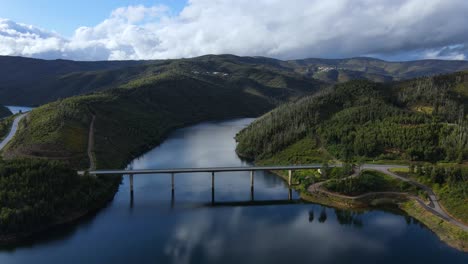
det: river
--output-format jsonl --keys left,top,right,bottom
{"left": 0, "top": 118, "right": 466, "bottom": 263}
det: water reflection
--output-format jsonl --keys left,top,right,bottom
{"left": 0, "top": 118, "right": 466, "bottom": 264}
{"left": 334, "top": 209, "right": 364, "bottom": 227}
{"left": 164, "top": 206, "right": 386, "bottom": 264}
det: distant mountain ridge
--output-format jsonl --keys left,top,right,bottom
{"left": 1, "top": 55, "right": 468, "bottom": 106}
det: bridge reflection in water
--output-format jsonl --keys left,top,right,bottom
{"left": 100, "top": 165, "right": 331, "bottom": 208}
{"left": 128, "top": 175, "right": 297, "bottom": 208}
{"left": 164, "top": 187, "right": 296, "bottom": 208}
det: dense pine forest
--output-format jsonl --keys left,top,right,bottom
{"left": 236, "top": 71, "right": 468, "bottom": 223}
{"left": 236, "top": 71, "right": 468, "bottom": 163}
{"left": 0, "top": 159, "right": 118, "bottom": 239}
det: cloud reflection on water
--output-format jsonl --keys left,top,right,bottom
{"left": 164, "top": 206, "right": 385, "bottom": 264}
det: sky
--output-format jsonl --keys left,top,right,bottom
{"left": 0, "top": 0, "right": 467, "bottom": 61}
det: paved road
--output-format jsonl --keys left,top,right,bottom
{"left": 0, "top": 113, "right": 27, "bottom": 151}
{"left": 308, "top": 164, "right": 468, "bottom": 231}
{"left": 361, "top": 164, "right": 468, "bottom": 231}
{"left": 84, "top": 164, "right": 342, "bottom": 175}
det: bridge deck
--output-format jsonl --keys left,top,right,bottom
{"left": 85, "top": 164, "right": 338, "bottom": 175}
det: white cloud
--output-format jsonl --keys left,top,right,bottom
{"left": 423, "top": 45, "right": 467, "bottom": 60}
{"left": 1, "top": 0, "right": 468, "bottom": 61}
{"left": 0, "top": 18, "right": 66, "bottom": 59}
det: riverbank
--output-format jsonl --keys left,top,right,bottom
{"left": 0, "top": 180, "right": 119, "bottom": 246}
{"left": 0, "top": 116, "right": 256, "bottom": 246}
{"left": 270, "top": 168, "right": 468, "bottom": 252}
{"left": 300, "top": 190, "right": 467, "bottom": 251}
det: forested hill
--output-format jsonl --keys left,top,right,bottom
{"left": 2, "top": 55, "right": 468, "bottom": 106}
{"left": 2, "top": 64, "right": 322, "bottom": 169}
{"left": 0, "top": 106, "right": 12, "bottom": 119}
{"left": 236, "top": 71, "right": 468, "bottom": 163}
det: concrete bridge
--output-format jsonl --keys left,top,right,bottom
{"left": 84, "top": 164, "right": 338, "bottom": 203}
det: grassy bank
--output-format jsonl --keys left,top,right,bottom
{"left": 299, "top": 191, "right": 468, "bottom": 252}
{"left": 389, "top": 167, "right": 468, "bottom": 224}
{"left": 324, "top": 170, "right": 421, "bottom": 196}
{"left": 401, "top": 200, "right": 467, "bottom": 252}
{"left": 299, "top": 182, "right": 468, "bottom": 252}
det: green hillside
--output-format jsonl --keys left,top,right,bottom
{"left": 3, "top": 65, "right": 322, "bottom": 169}
{"left": 236, "top": 71, "right": 468, "bottom": 163}
{"left": 0, "top": 106, "right": 11, "bottom": 119}
{"left": 236, "top": 71, "right": 468, "bottom": 223}
{"left": 2, "top": 55, "right": 468, "bottom": 106}
{"left": 0, "top": 159, "right": 118, "bottom": 240}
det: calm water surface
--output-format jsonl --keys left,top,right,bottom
{"left": 0, "top": 118, "right": 466, "bottom": 263}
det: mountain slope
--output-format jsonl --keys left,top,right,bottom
{"left": 2, "top": 55, "right": 468, "bottom": 106}
{"left": 236, "top": 71, "right": 468, "bottom": 163}
{"left": 235, "top": 70, "right": 468, "bottom": 224}
{"left": 2, "top": 66, "right": 322, "bottom": 168}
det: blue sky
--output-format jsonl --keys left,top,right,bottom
{"left": 0, "top": 0, "right": 187, "bottom": 37}
{"left": 0, "top": 0, "right": 467, "bottom": 61}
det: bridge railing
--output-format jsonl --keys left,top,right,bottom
{"left": 80, "top": 164, "right": 342, "bottom": 204}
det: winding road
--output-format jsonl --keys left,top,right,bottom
{"left": 0, "top": 113, "right": 27, "bottom": 151}
{"left": 308, "top": 164, "right": 468, "bottom": 231}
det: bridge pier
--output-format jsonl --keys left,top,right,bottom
{"left": 211, "top": 188, "right": 215, "bottom": 205}
{"left": 130, "top": 174, "right": 134, "bottom": 206}
{"left": 171, "top": 173, "right": 175, "bottom": 190}
{"left": 171, "top": 188, "right": 175, "bottom": 209}
{"left": 211, "top": 172, "right": 215, "bottom": 204}
{"left": 250, "top": 171, "right": 254, "bottom": 188}
{"left": 250, "top": 185, "right": 254, "bottom": 201}
{"left": 211, "top": 172, "right": 215, "bottom": 189}
{"left": 130, "top": 174, "right": 134, "bottom": 194}
{"left": 288, "top": 170, "right": 292, "bottom": 186}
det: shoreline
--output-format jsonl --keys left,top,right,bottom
{"left": 270, "top": 169, "right": 468, "bottom": 252}
{"left": 0, "top": 177, "right": 120, "bottom": 247}
{"left": 300, "top": 191, "right": 467, "bottom": 251}
{"left": 0, "top": 118, "right": 254, "bottom": 247}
